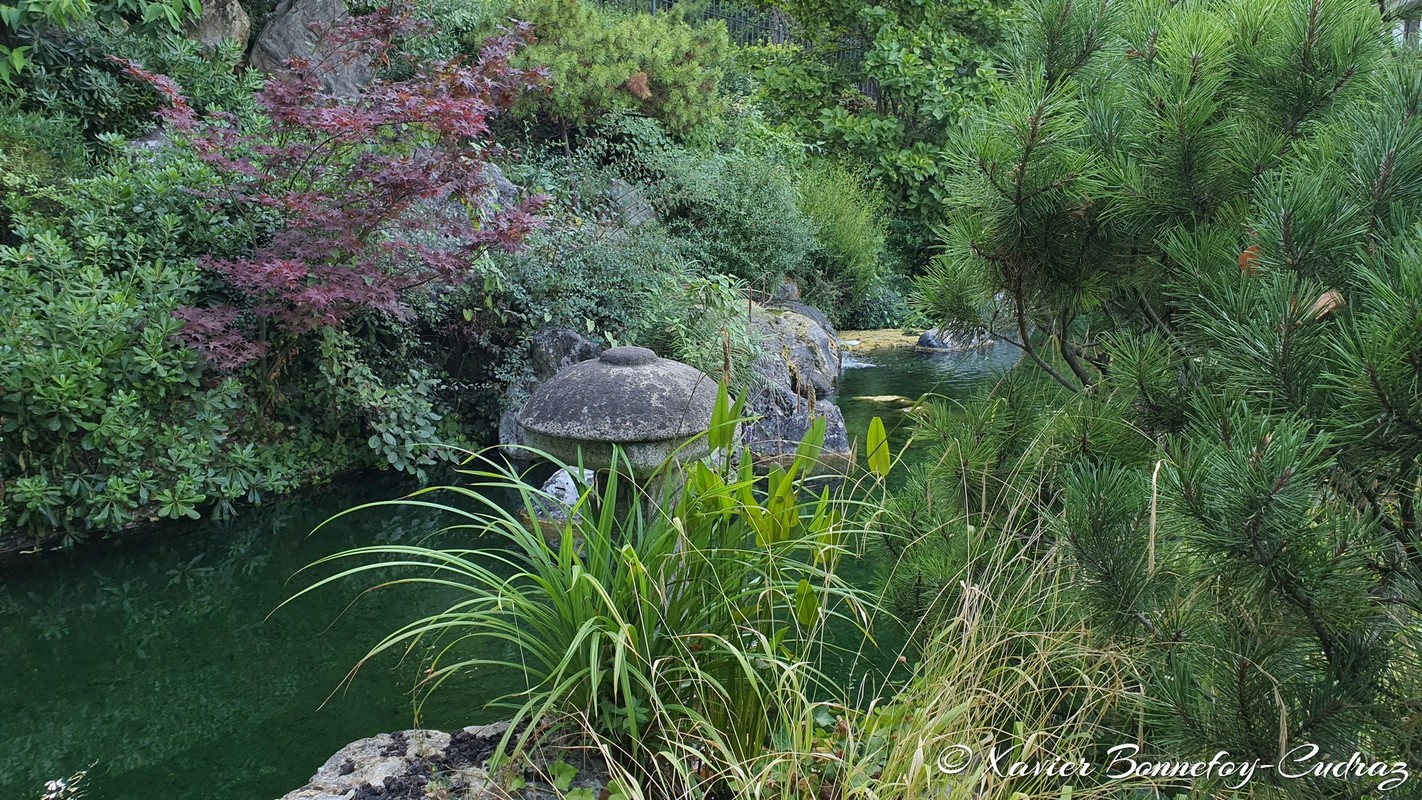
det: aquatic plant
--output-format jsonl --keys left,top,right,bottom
{"left": 292, "top": 387, "right": 897, "bottom": 796}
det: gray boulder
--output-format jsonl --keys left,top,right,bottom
{"left": 772, "top": 276, "right": 801, "bottom": 301}
{"left": 185, "top": 0, "right": 250, "bottom": 51}
{"left": 742, "top": 384, "right": 851, "bottom": 471}
{"left": 478, "top": 162, "right": 523, "bottom": 218}
{"left": 126, "top": 125, "right": 171, "bottom": 154}
{"left": 249, "top": 0, "right": 372, "bottom": 96}
{"left": 778, "top": 300, "right": 837, "bottom": 338}
{"left": 278, "top": 721, "right": 611, "bottom": 800}
{"left": 277, "top": 725, "right": 498, "bottom": 800}
{"left": 530, "top": 327, "right": 604, "bottom": 381}
{"left": 750, "top": 303, "right": 840, "bottom": 400}
{"left": 740, "top": 301, "right": 849, "bottom": 471}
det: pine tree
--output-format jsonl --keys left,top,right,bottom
{"left": 497, "top": 0, "right": 729, "bottom": 139}
{"left": 914, "top": 0, "right": 1422, "bottom": 793}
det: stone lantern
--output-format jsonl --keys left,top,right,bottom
{"left": 517, "top": 346, "right": 720, "bottom": 474}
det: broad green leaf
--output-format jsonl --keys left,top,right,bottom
{"left": 794, "top": 578, "right": 818, "bottom": 627}
{"left": 794, "top": 414, "right": 826, "bottom": 467}
{"left": 549, "top": 758, "right": 577, "bottom": 791}
{"left": 866, "top": 415, "right": 890, "bottom": 478}
{"left": 709, "top": 379, "right": 734, "bottom": 451}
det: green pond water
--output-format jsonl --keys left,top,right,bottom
{"left": 0, "top": 344, "right": 1018, "bottom": 800}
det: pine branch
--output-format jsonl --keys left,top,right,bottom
{"left": 1016, "top": 294, "right": 1081, "bottom": 392}
{"left": 1058, "top": 309, "right": 1096, "bottom": 388}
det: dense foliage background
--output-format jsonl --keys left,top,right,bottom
{"left": 5, "top": 0, "right": 1422, "bottom": 797}
{"left": 0, "top": 0, "right": 916, "bottom": 544}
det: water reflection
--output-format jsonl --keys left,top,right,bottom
{"left": 836, "top": 344, "right": 1022, "bottom": 463}
{"left": 0, "top": 474, "right": 513, "bottom": 800}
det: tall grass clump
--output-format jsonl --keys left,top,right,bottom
{"left": 875, "top": 546, "right": 1146, "bottom": 800}
{"left": 288, "top": 386, "right": 896, "bottom": 797}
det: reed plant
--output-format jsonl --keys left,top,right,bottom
{"left": 287, "top": 385, "right": 894, "bottom": 796}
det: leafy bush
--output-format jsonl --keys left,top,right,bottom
{"left": 0, "top": 106, "right": 87, "bottom": 181}
{"left": 4, "top": 19, "right": 249, "bottom": 138}
{"left": 0, "top": 106, "right": 88, "bottom": 239}
{"left": 660, "top": 147, "right": 815, "bottom": 291}
{"left": 836, "top": 270, "right": 916, "bottom": 330}
{"left": 638, "top": 272, "right": 760, "bottom": 391}
{"left": 0, "top": 224, "right": 353, "bottom": 542}
{"left": 494, "top": 223, "right": 682, "bottom": 341}
{"left": 497, "top": 0, "right": 729, "bottom": 137}
{"left": 317, "top": 328, "right": 472, "bottom": 481}
{"left": 7, "top": 130, "right": 270, "bottom": 259}
{"left": 794, "top": 162, "right": 889, "bottom": 324}
{"left": 742, "top": 0, "right": 1013, "bottom": 254}
{"left": 0, "top": 9, "right": 557, "bottom": 543}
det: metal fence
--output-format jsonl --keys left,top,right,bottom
{"left": 592, "top": 0, "right": 794, "bottom": 45}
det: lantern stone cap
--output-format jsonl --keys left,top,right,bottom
{"left": 517, "top": 346, "right": 719, "bottom": 443}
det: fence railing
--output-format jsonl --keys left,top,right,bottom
{"left": 593, "top": 0, "right": 793, "bottom": 45}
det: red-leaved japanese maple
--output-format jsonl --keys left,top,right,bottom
{"left": 119, "top": 7, "right": 549, "bottom": 373}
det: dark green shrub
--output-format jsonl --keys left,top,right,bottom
{"left": 0, "top": 225, "right": 353, "bottom": 542}
{"left": 0, "top": 106, "right": 87, "bottom": 181}
{"left": 6, "top": 24, "right": 255, "bottom": 140}
{"left": 836, "top": 270, "right": 916, "bottom": 330}
{"left": 9, "top": 140, "right": 272, "bottom": 261}
{"left": 660, "top": 147, "right": 815, "bottom": 291}
{"left": 794, "top": 161, "right": 890, "bottom": 323}
{"left": 742, "top": 0, "right": 1013, "bottom": 253}
{"left": 0, "top": 0, "right": 203, "bottom": 84}
{"left": 0, "top": 106, "right": 89, "bottom": 240}
{"left": 638, "top": 271, "right": 760, "bottom": 390}
{"left": 498, "top": 222, "right": 679, "bottom": 333}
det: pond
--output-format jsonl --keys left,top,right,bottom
{"left": 0, "top": 343, "right": 1017, "bottom": 800}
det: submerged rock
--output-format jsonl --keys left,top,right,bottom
{"left": 836, "top": 329, "right": 920, "bottom": 351}
{"left": 853, "top": 394, "right": 915, "bottom": 406}
{"left": 916, "top": 328, "right": 993, "bottom": 351}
